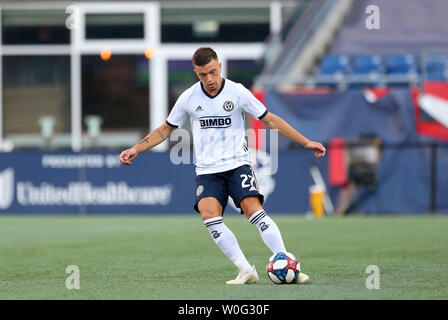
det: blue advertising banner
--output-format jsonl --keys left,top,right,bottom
{"left": 0, "top": 149, "right": 446, "bottom": 214}
{"left": 0, "top": 150, "right": 316, "bottom": 215}
{"left": 0, "top": 152, "right": 196, "bottom": 214}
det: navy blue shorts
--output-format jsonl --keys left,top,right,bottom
{"left": 194, "top": 164, "right": 264, "bottom": 214}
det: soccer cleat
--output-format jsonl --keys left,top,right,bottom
{"left": 295, "top": 272, "right": 310, "bottom": 284}
{"left": 226, "top": 265, "right": 259, "bottom": 285}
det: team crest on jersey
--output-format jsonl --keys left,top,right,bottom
{"left": 223, "top": 101, "right": 234, "bottom": 112}
{"left": 196, "top": 185, "right": 204, "bottom": 197}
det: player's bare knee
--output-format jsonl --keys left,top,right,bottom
{"left": 200, "top": 210, "right": 221, "bottom": 221}
{"left": 198, "top": 197, "right": 223, "bottom": 221}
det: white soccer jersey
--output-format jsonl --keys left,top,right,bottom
{"left": 166, "top": 78, "right": 268, "bottom": 175}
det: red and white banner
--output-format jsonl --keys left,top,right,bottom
{"left": 414, "top": 82, "right": 448, "bottom": 142}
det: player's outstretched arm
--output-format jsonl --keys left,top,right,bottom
{"left": 119, "top": 122, "right": 175, "bottom": 166}
{"left": 261, "top": 112, "right": 326, "bottom": 157}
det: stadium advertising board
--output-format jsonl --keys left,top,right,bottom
{"left": 0, "top": 152, "right": 308, "bottom": 214}
{"left": 0, "top": 152, "right": 194, "bottom": 214}
{"left": 0, "top": 151, "right": 314, "bottom": 214}
{"left": 1, "top": 148, "right": 446, "bottom": 214}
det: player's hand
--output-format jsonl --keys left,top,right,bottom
{"left": 304, "top": 141, "right": 326, "bottom": 157}
{"left": 119, "top": 147, "right": 138, "bottom": 166}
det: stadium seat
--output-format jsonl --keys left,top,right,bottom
{"left": 352, "top": 54, "right": 384, "bottom": 75}
{"left": 424, "top": 53, "right": 448, "bottom": 80}
{"left": 317, "top": 54, "right": 351, "bottom": 75}
{"left": 386, "top": 54, "right": 418, "bottom": 75}
{"left": 385, "top": 54, "right": 419, "bottom": 87}
{"left": 426, "top": 66, "right": 445, "bottom": 80}
{"left": 347, "top": 54, "right": 384, "bottom": 88}
{"left": 315, "top": 54, "right": 350, "bottom": 89}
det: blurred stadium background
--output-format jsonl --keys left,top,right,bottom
{"left": 0, "top": 0, "right": 448, "bottom": 300}
{"left": 0, "top": 0, "right": 447, "bottom": 215}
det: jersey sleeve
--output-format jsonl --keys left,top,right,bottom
{"left": 237, "top": 84, "right": 268, "bottom": 120}
{"left": 166, "top": 91, "right": 189, "bottom": 128}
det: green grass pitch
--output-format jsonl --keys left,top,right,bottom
{"left": 0, "top": 214, "right": 447, "bottom": 300}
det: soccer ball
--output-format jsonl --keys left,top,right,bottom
{"left": 266, "top": 252, "right": 300, "bottom": 284}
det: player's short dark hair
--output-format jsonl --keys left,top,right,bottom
{"left": 192, "top": 47, "right": 218, "bottom": 66}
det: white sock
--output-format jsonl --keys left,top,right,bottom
{"left": 249, "top": 209, "right": 287, "bottom": 254}
{"left": 204, "top": 217, "right": 253, "bottom": 271}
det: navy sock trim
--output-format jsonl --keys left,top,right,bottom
{"left": 204, "top": 218, "right": 223, "bottom": 228}
{"left": 250, "top": 211, "right": 267, "bottom": 225}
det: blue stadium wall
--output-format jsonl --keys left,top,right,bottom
{"left": 0, "top": 150, "right": 313, "bottom": 214}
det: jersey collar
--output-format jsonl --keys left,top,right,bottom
{"left": 200, "top": 78, "right": 226, "bottom": 99}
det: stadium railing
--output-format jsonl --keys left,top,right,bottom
{"left": 257, "top": 0, "right": 340, "bottom": 82}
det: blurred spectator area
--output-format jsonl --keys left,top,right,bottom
{"left": 0, "top": 0, "right": 297, "bottom": 151}
{"left": 2, "top": 0, "right": 448, "bottom": 151}
{"left": 312, "top": 0, "right": 448, "bottom": 89}
{"left": 255, "top": 0, "right": 448, "bottom": 90}
{"left": 313, "top": 52, "right": 448, "bottom": 89}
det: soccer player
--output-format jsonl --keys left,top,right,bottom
{"left": 119, "top": 47, "right": 326, "bottom": 285}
